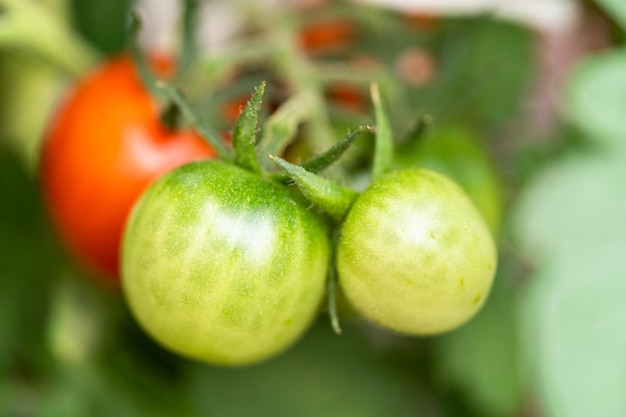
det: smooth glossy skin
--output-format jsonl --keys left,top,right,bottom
{"left": 40, "top": 55, "right": 214, "bottom": 282}
{"left": 337, "top": 168, "right": 497, "bottom": 336}
{"left": 121, "top": 161, "right": 330, "bottom": 365}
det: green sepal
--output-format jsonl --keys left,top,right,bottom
{"left": 269, "top": 155, "right": 359, "bottom": 221}
{"left": 371, "top": 84, "right": 394, "bottom": 180}
{"left": 301, "top": 125, "right": 373, "bottom": 174}
{"left": 233, "top": 81, "right": 265, "bottom": 173}
{"left": 257, "top": 91, "right": 313, "bottom": 170}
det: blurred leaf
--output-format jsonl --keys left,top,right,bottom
{"left": 513, "top": 140, "right": 626, "bottom": 417}
{"left": 520, "top": 252, "right": 626, "bottom": 417}
{"left": 18, "top": 298, "right": 193, "bottom": 417}
{"left": 567, "top": 49, "right": 626, "bottom": 147}
{"left": 419, "top": 18, "right": 534, "bottom": 128}
{"left": 185, "top": 321, "right": 417, "bottom": 417}
{"left": 435, "top": 263, "right": 524, "bottom": 417}
{"left": 513, "top": 145, "right": 626, "bottom": 262}
{"left": 37, "top": 361, "right": 189, "bottom": 417}
{"left": 0, "top": 53, "right": 68, "bottom": 169}
{"left": 70, "top": 0, "right": 132, "bottom": 55}
{"left": 594, "top": 0, "right": 626, "bottom": 30}
{"left": 0, "top": 148, "right": 60, "bottom": 372}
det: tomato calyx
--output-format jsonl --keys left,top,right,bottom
{"left": 266, "top": 86, "right": 397, "bottom": 334}
{"left": 268, "top": 84, "right": 393, "bottom": 221}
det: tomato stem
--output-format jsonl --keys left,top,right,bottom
{"left": 327, "top": 240, "right": 343, "bottom": 336}
{"left": 128, "top": 12, "right": 166, "bottom": 101}
{"left": 176, "top": 0, "right": 200, "bottom": 82}
{"left": 156, "top": 82, "right": 234, "bottom": 161}
{"left": 312, "top": 61, "right": 389, "bottom": 87}
{"left": 256, "top": 24, "right": 336, "bottom": 169}
{"left": 401, "top": 113, "right": 433, "bottom": 146}
{"left": 129, "top": 12, "right": 233, "bottom": 161}
{"left": 256, "top": 90, "right": 315, "bottom": 164}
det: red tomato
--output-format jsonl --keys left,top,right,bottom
{"left": 403, "top": 12, "right": 440, "bottom": 32}
{"left": 298, "top": 19, "right": 355, "bottom": 53}
{"left": 326, "top": 84, "right": 367, "bottom": 112}
{"left": 40, "top": 55, "right": 215, "bottom": 284}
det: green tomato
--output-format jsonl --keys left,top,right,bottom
{"left": 121, "top": 160, "right": 330, "bottom": 365}
{"left": 337, "top": 168, "right": 497, "bottom": 336}
{"left": 394, "top": 126, "right": 504, "bottom": 235}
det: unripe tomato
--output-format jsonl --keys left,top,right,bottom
{"left": 40, "top": 55, "right": 215, "bottom": 283}
{"left": 121, "top": 160, "right": 330, "bottom": 365}
{"left": 337, "top": 168, "right": 497, "bottom": 336}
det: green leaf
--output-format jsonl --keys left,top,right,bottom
{"left": 513, "top": 146, "right": 626, "bottom": 262}
{"left": 520, "top": 253, "right": 626, "bottom": 417}
{"left": 232, "top": 81, "right": 265, "bottom": 173}
{"left": 567, "top": 49, "right": 626, "bottom": 147}
{"left": 0, "top": 149, "right": 59, "bottom": 372}
{"left": 513, "top": 141, "right": 626, "bottom": 417}
{"left": 435, "top": 263, "right": 524, "bottom": 417}
{"left": 416, "top": 18, "right": 534, "bottom": 128}
{"left": 594, "top": 0, "right": 626, "bottom": 30}
{"left": 185, "top": 321, "right": 417, "bottom": 417}
{"left": 71, "top": 0, "right": 132, "bottom": 55}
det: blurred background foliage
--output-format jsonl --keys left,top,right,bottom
{"left": 1, "top": 0, "right": 626, "bottom": 416}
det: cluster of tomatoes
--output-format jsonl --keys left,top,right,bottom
{"left": 38, "top": 14, "right": 499, "bottom": 366}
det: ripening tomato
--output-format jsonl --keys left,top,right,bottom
{"left": 40, "top": 55, "right": 215, "bottom": 283}
{"left": 121, "top": 160, "right": 330, "bottom": 365}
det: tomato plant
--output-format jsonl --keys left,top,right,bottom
{"left": 6, "top": 0, "right": 572, "bottom": 413}
{"left": 121, "top": 160, "right": 330, "bottom": 365}
{"left": 40, "top": 55, "right": 215, "bottom": 283}
{"left": 336, "top": 168, "right": 497, "bottom": 335}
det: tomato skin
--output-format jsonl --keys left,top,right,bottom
{"left": 40, "top": 55, "right": 214, "bottom": 282}
{"left": 121, "top": 160, "right": 330, "bottom": 365}
{"left": 337, "top": 168, "right": 497, "bottom": 336}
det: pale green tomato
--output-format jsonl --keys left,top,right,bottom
{"left": 121, "top": 161, "right": 330, "bottom": 365}
{"left": 337, "top": 168, "right": 497, "bottom": 336}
